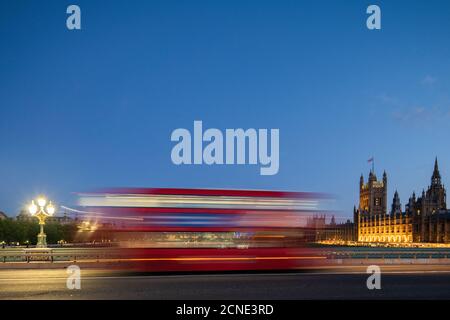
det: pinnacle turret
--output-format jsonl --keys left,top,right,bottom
{"left": 432, "top": 157, "right": 442, "bottom": 186}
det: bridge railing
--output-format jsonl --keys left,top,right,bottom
{"left": 323, "top": 250, "right": 450, "bottom": 260}
{"left": 2, "top": 248, "right": 450, "bottom": 263}
{"left": 0, "top": 248, "right": 123, "bottom": 263}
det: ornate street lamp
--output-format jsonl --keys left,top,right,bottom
{"left": 28, "top": 196, "right": 55, "bottom": 248}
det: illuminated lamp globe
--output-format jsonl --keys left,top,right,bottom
{"left": 28, "top": 201, "right": 38, "bottom": 215}
{"left": 37, "top": 197, "right": 47, "bottom": 207}
{"left": 46, "top": 202, "right": 55, "bottom": 215}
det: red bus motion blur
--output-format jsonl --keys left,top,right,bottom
{"left": 76, "top": 188, "right": 329, "bottom": 272}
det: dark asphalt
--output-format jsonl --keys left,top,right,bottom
{"left": 1, "top": 267, "right": 450, "bottom": 299}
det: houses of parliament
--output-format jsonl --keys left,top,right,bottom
{"left": 355, "top": 158, "right": 450, "bottom": 243}
{"left": 316, "top": 158, "right": 450, "bottom": 244}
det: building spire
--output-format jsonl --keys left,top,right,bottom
{"left": 391, "top": 189, "right": 402, "bottom": 215}
{"left": 432, "top": 157, "right": 441, "bottom": 186}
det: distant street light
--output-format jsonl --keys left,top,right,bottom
{"left": 28, "top": 196, "right": 55, "bottom": 248}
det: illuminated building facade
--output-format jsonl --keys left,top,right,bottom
{"left": 308, "top": 215, "right": 356, "bottom": 242}
{"left": 407, "top": 159, "right": 448, "bottom": 242}
{"left": 355, "top": 158, "right": 450, "bottom": 244}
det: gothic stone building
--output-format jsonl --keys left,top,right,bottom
{"left": 307, "top": 215, "right": 356, "bottom": 243}
{"left": 355, "top": 158, "right": 450, "bottom": 243}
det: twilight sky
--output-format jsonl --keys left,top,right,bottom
{"left": 1, "top": 0, "right": 450, "bottom": 220}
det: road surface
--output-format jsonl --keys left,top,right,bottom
{"left": 1, "top": 266, "right": 450, "bottom": 299}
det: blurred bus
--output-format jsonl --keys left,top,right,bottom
{"left": 75, "top": 188, "right": 329, "bottom": 272}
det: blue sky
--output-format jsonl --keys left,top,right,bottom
{"left": 1, "top": 0, "right": 450, "bottom": 220}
